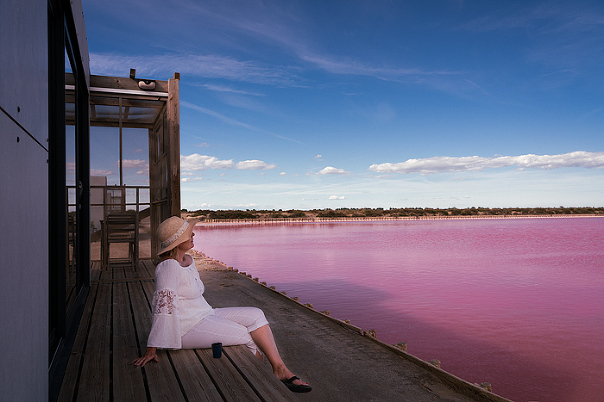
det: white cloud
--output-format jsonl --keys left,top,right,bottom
{"left": 182, "top": 101, "right": 257, "bottom": 131}
{"left": 121, "top": 159, "right": 149, "bottom": 175}
{"left": 315, "top": 154, "right": 323, "bottom": 160}
{"left": 234, "top": 203, "right": 257, "bottom": 208}
{"left": 90, "top": 168, "right": 113, "bottom": 176}
{"left": 89, "top": 53, "right": 299, "bottom": 86}
{"left": 318, "top": 166, "right": 350, "bottom": 175}
{"left": 181, "top": 154, "right": 234, "bottom": 171}
{"left": 181, "top": 177, "right": 203, "bottom": 183}
{"left": 280, "top": 172, "right": 287, "bottom": 175}
{"left": 369, "top": 151, "right": 604, "bottom": 175}
{"left": 298, "top": 52, "right": 456, "bottom": 81}
{"left": 329, "top": 195, "right": 346, "bottom": 200}
{"left": 236, "top": 160, "right": 277, "bottom": 170}
{"left": 188, "top": 202, "right": 212, "bottom": 209}
{"left": 182, "top": 101, "right": 304, "bottom": 144}
{"left": 201, "top": 84, "right": 264, "bottom": 96}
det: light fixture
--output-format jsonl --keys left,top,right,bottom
{"left": 138, "top": 80, "right": 156, "bottom": 90}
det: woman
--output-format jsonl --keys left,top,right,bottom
{"left": 131, "top": 216, "right": 311, "bottom": 393}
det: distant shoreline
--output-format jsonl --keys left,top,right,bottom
{"left": 189, "top": 214, "right": 604, "bottom": 225}
{"left": 184, "top": 207, "right": 604, "bottom": 223}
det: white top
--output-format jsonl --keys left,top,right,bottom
{"left": 147, "top": 256, "right": 213, "bottom": 349}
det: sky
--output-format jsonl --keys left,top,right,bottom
{"left": 80, "top": 0, "right": 604, "bottom": 211}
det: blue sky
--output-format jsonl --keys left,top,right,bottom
{"left": 81, "top": 0, "right": 604, "bottom": 210}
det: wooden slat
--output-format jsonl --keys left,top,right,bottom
{"left": 113, "top": 282, "right": 147, "bottom": 401}
{"left": 196, "top": 348, "right": 262, "bottom": 402}
{"left": 61, "top": 260, "right": 298, "bottom": 402}
{"left": 140, "top": 259, "right": 156, "bottom": 278}
{"left": 125, "top": 260, "right": 143, "bottom": 279}
{"left": 113, "top": 266, "right": 127, "bottom": 281}
{"left": 168, "top": 349, "right": 223, "bottom": 402}
{"left": 77, "top": 283, "right": 112, "bottom": 401}
{"left": 224, "top": 345, "right": 298, "bottom": 402}
{"left": 57, "top": 285, "right": 99, "bottom": 402}
{"left": 140, "top": 280, "right": 155, "bottom": 307}
{"left": 133, "top": 281, "right": 185, "bottom": 400}
{"left": 91, "top": 260, "right": 102, "bottom": 281}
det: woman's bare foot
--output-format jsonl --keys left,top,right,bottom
{"left": 280, "top": 375, "right": 312, "bottom": 393}
{"left": 273, "top": 364, "right": 311, "bottom": 392}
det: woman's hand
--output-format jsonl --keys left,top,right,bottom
{"left": 130, "top": 347, "right": 158, "bottom": 367}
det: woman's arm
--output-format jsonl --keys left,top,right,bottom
{"left": 146, "top": 260, "right": 183, "bottom": 348}
{"left": 130, "top": 347, "right": 158, "bottom": 367}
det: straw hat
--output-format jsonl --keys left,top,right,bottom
{"left": 157, "top": 216, "right": 199, "bottom": 255}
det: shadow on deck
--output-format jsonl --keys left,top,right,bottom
{"left": 57, "top": 260, "right": 297, "bottom": 402}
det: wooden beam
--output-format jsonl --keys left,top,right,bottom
{"left": 91, "top": 74, "right": 169, "bottom": 93}
{"left": 89, "top": 96, "right": 166, "bottom": 108}
{"left": 167, "top": 75, "right": 181, "bottom": 216}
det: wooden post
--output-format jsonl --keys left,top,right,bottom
{"left": 428, "top": 359, "right": 441, "bottom": 368}
{"left": 479, "top": 382, "right": 492, "bottom": 392}
{"left": 167, "top": 72, "right": 180, "bottom": 216}
{"left": 395, "top": 342, "right": 407, "bottom": 352}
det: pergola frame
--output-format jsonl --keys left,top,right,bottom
{"left": 66, "top": 69, "right": 181, "bottom": 258}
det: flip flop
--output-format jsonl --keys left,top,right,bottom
{"left": 281, "top": 376, "right": 312, "bottom": 393}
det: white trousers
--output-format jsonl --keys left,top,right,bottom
{"left": 181, "top": 307, "right": 269, "bottom": 355}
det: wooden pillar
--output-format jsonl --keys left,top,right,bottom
{"left": 167, "top": 72, "right": 181, "bottom": 217}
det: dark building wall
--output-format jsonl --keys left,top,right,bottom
{"left": 0, "top": 0, "right": 50, "bottom": 400}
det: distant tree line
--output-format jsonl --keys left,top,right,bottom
{"left": 185, "top": 207, "right": 604, "bottom": 221}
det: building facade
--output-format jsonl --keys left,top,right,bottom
{"left": 1, "top": 1, "right": 90, "bottom": 400}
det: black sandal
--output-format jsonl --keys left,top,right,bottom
{"left": 281, "top": 376, "right": 312, "bottom": 393}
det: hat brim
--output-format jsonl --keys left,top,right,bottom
{"left": 158, "top": 219, "right": 199, "bottom": 255}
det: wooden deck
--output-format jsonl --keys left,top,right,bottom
{"left": 57, "top": 260, "right": 297, "bottom": 402}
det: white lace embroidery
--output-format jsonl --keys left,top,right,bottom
{"left": 152, "top": 289, "right": 177, "bottom": 315}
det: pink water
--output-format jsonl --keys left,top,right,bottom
{"left": 193, "top": 217, "right": 604, "bottom": 402}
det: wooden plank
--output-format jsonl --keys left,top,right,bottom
{"left": 132, "top": 281, "right": 185, "bottom": 401}
{"left": 140, "top": 279, "right": 155, "bottom": 306}
{"left": 224, "top": 345, "right": 298, "bottom": 402}
{"left": 90, "top": 96, "right": 166, "bottom": 108}
{"left": 57, "top": 285, "right": 99, "bottom": 402}
{"left": 140, "top": 259, "right": 156, "bottom": 278}
{"left": 77, "top": 283, "right": 112, "bottom": 401}
{"left": 91, "top": 260, "right": 102, "bottom": 281}
{"left": 168, "top": 349, "right": 223, "bottom": 402}
{"left": 113, "top": 282, "right": 147, "bottom": 401}
{"left": 113, "top": 266, "right": 127, "bottom": 281}
{"left": 196, "top": 348, "right": 262, "bottom": 402}
{"left": 124, "top": 263, "right": 139, "bottom": 280}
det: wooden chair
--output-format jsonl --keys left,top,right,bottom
{"left": 102, "top": 212, "right": 139, "bottom": 270}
